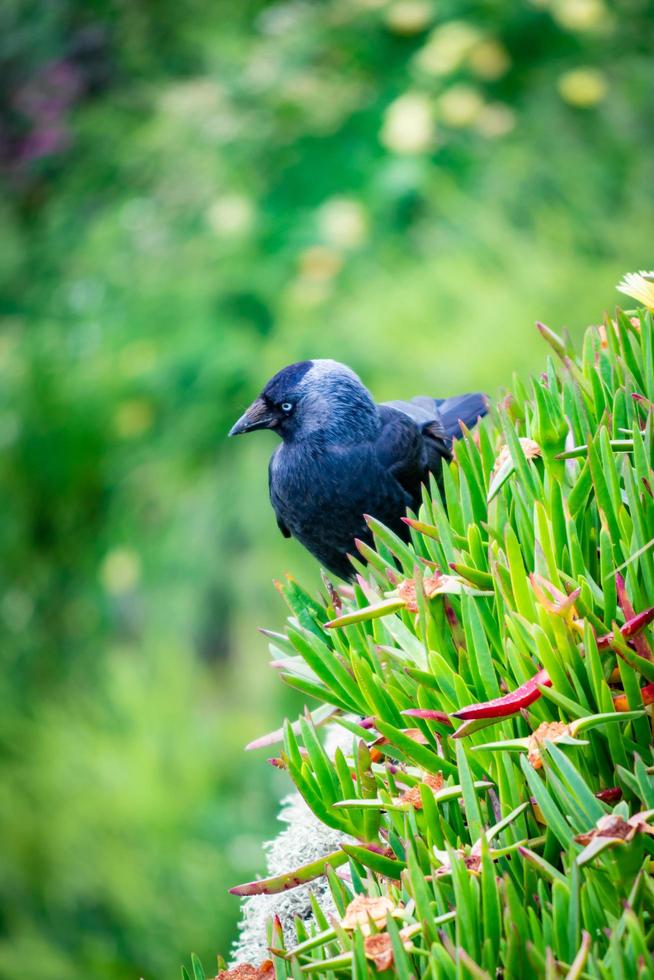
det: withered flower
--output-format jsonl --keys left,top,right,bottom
{"left": 364, "top": 933, "right": 394, "bottom": 971}
{"left": 527, "top": 721, "right": 571, "bottom": 770}
{"left": 216, "top": 960, "right": 275, "bottom": 980}
{"left": 423, "top": 571, "right": 467, "bottom": 598}
{"left": 432, "top": 846, "right": 482, "bottom": 877}
{"left": 596, "top": 319, "right": 639, "bottom": 350}
{"left": 576, "top": 812, "right": 654, "bottom": 847}
{"left": 397, "top": 772, "right": 444, "bottom": 809}
{"left": 464, "top": 854, "right": 482, "bottom": 873}
{"left": 364, "top": 928, "right": 415, "bottom": 971}
{"left": 575, "top": 810, "right": 654, "bottom": 865}
{"left": 340, "top": 895, "right": 397, "bottom": 933}
{"left": 397, "top": 578, "right": 418, "bottom": 612}
{"left": 370, "top": 727, "right": 429, "bottom": 750}
{"left": 492, "top": 438, "right": 542, "bottom": 476}
{"left": 595, "top": 319, "right": 639, "bottom": 350}
{"left": 397, "top": 572, "right": 469, "bottom": 612}
{"left": 402, "top": 727, "right": 430, "bottom": 745}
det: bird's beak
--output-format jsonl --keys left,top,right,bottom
{"left": 228, "top": 397, "right": 277, "bottom": 437}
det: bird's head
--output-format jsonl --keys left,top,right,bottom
{"left": 228, "top": 359, "right": 379, "bottom": 443}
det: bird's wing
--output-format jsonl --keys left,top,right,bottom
{"left": 432, "top": 393, "right": 488, "bottom": 439}
{"left": 385, "top": 392, "right": 488, "bottom": 455}
{"left": 374, "top": 405, "right": 433, "bottom": 502}
{"left": 381, "top": 399, "right": 452, "bottom": 472}
{"left": 268, "top": 450, "right": 291, "bottom": 538}
{"left": 383, "top": 396, "right": 441, "bottom": 427}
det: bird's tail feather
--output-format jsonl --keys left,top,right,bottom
{"left": 435, "top": 393, "right": 488, "bottom": 439}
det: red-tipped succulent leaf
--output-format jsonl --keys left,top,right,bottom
{"left": 452, "top": 669, "right": 551, "bottom": 721}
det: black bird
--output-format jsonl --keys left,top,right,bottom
{"left": 229, "top": 360, "right": 487, "bottom": 580}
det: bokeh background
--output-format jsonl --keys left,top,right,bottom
{"left": 1, "top": 0, "right": 653, "bottom": 976}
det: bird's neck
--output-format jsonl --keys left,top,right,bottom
{"left": 284, "top": 408, "right": 380, "bottom": 447}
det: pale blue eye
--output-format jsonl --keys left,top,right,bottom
{"left": 281, "top": 402, "right": 293, "bottom": 413}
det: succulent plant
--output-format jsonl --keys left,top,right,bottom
{"left": 195, "top": 281, "right": 654, "bottom": 978}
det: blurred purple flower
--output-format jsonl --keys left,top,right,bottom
{"left": 11, "top": 60, "right": 81, "bottom": 165}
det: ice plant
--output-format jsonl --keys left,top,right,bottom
{"left": 529, "top": 574, "right": 580, "bottom": 620}
{"left": 228, "top": 849, "right": 349, "bottom": 897}
{"left": 472, "top": 712, "right": 644, "bottom": 768}
{"left": 613, "top": 682, "right": 654, "bottom": 711}
{"left": 452, "top": 668, "right": 552, "bottom": 720}
{"left": 206, "top": 283, "right": 654, "bottom": 979}
{"left": 595, "top": 605, "right": 654, "bottom": 650}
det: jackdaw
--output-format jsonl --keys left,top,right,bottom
{"left": 229, "top": 359, "right": 487, "bottom": 579}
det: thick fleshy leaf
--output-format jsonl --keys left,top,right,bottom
{"left": 229, "top": 850, "right": 348, "bottom": 896}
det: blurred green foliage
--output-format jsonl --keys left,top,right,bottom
{"left": 0, "top": 0, "right": 653, "bottom": 976}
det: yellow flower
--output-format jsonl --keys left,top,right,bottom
{"left": 100, "top": 548, "right": 142, "bottom": 595}
{"left": 381, "top": 93, "right": 434, "bottom": 154}
{"left": 160, "top": 79, "right": 222, "bottom": 118}
{"left": 297, "top": 246, "right": 343, "bottom": 282}
{"left": 384, "top": 0, "right": 433, "bottom": 36}
{"left": 468, "top": 39, "right": 510, "bottom": 80}
{"left": 552, "top": 0, "right": 609, "bottom": 31}
{"left": 414, "top": 22, "right": 481, "bottom": 76}
{"left": 117, "top": 341, "right": 158, "bottom": 378}
{"left": 113, "top": 399, "right": 154, "bottom": 438}
{"left": 558, "top": 68, "right": 607, "bottom": 107}
{"left": 438, "top": 85, "right": 484, "bottom": 128}
{"left": 319, "top": 198, "right": 368, "bottom": 249}
{"left": 206, "top": 195, "right": 255, "bottom": 237}
{"left": 617, "top": 271, "right": 654, "bottom": 311}
{"left": 475, "top": 103, "right": 516, "bottom": 138}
